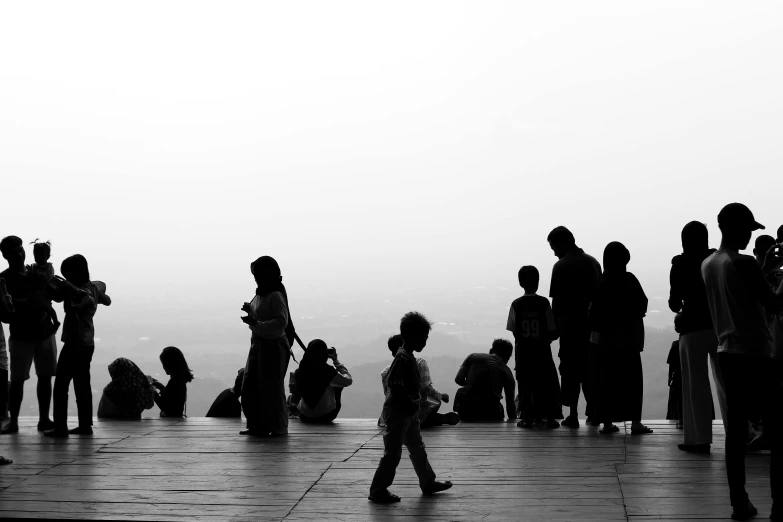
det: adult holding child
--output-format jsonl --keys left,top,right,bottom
{"left": 669, "top": 221, "right": 727, "bottom": 453}
{"left": 0, "top": 236, "right": 58, "bottom": 434}
{"left": 547, "top": 226, "right": 602, "bottom": 428}
{"left": 239, "top": 256, "right": 291, "bottom": 436}
{"left": 293, "top": 339, "right": 352, "bottom": 423}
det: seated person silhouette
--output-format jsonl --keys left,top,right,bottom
{"left": 206, "top": 368, "right": 244, "bottom": 418}
{"left": 150, "top": 346, "right": 194, "bottom": 418}
{"left": 97, "top": 358, "right": 156, "bottom": 419}
{"left": 381, "top": 334, "right": 460, "bottom": 428}
{"left": 453, "top": 339, "right": 516, "bottom": 422}
{"left": 293, "top": 339, "right": 352, "bottom": 423}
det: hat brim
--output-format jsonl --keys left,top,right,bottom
{"left": 752, "top": 221, "right": 765, "bottom": 231}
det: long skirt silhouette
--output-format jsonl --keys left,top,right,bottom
{"left": 595, "top": 344, "right": 644, "bottom": 423}
{"left": 241, "top": 337, "right": 291, "bottom": 435}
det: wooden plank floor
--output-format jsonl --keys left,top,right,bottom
{"left": 0, "top": 418, "right": 773, "bottom": 521}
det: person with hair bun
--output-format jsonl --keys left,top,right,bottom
{"left": 590, "top": 242, "right": 651, "bottom": 435}
{"left": 239, "top": 256, "right": 292, "bottom": 436}
{"left": 151, "top": 346, "right": 193, "bottom": 418}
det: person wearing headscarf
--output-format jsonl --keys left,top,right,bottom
{"left": 97, "top": 358, "right": 155, "bottom": 418}
{"left": 293, "top": 340, "right": 352, "bottom": 423}
{"left": 669, "top": 221, "right": 727, "bottom": 453}
{"left": 589, "top": 242, "right": 651, "bottom": 435}
{"left": 239, "top": 256, "right": 291, "bottom": 436}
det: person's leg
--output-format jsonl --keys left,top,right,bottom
{"left": 709, "top": 348, "right": 728, "bottom": 433}
{"left": 402, "top": 414, "right": 437, "bottom": 490}
{"left": 757, "top": 360, "right": 783, "bottom": 508}
{"left": 51, "top": 344, "right": 76, "bottom": 431}
{"left": 3, "top": 338, "right": 34, "bottom": 432}
{"left": 0, "top": 368, "right": 7, "bottom": 420}
{"left": 719, "top": 353, "right": 752, "bottom": 508}
{"left": 34, "top": 335, "right": 58, "bottom": 426}
{"left": 681, "top": 331, "right": 714, "bottom": 445}
{"left": 73, "top": 346, "right": 95, "bottom": 429}
{"left": 370, "top": 411, "right": 408, "bottom": 496}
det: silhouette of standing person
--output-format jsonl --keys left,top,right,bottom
{"left": 702, "top": 203, "right": 783, "bottom": 521}
{"left": 239, "top": 256, "right": 291, "bottom": 436}
{"left": 0, "top": 236, "right": 58, "bottom": 434}
{"left": 547, "top": 226, "right": 601, "bottom": 428}
{"left": 590, "top": 242, "right": 651, "bottom": 435}
{"left": 669, "top": 221, "right": 727, "bottom": 453}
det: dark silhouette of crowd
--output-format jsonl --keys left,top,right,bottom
{"left": 1, "top": 202, "right": 782, "bottom": 520}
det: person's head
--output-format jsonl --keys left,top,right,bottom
{"left": 490, "top": 338, "right": 513, "bottom": 363}
{"left": 232, "top": 368, "right": 245, "bottom": 395}
{"left": 399, "top": 311, "right": 433, "bottom": 352}
{"left": 681, "top": 221, "right": 709, "bottom": 256}
{"left": 387, "top": 334, "right": 403, "bottom": 357}
{"left": 754, "top": 235, "right": 776, "bottom": 265}
{"left": 603, "top": 242, "right": 630, "bottom": 274}
{"left": 302, "top": 339, "right": 330, "bottom": 367}
{"left": 547, "top": 226, "right": 576, "bottom": 259}
{"left": 32, "top": 240, "right": 51, "bottom": 264}
{"left": 0, "top": 236, "right": 25, "bottom": 268}
{"left": 61, "top": 254, "right": 90, "bottom": 286}
{"left": 250, "top": 256, "right": 282, "bottom": 291}
{"left": 717, "top": 203, "right": 764, "bottom": 251}
{"left": 517, "top": 265, "right": 539, "bottom": 294}
{"left": 159, "top": 346, "right": 194, "bottom": 382}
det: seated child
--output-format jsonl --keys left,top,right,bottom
{"left": 151, "top": 346, "right": 193, "bottom": 417}
{"left": 206, "top": 368, "right": 244, "bottom": 418}
{"left": 506, "top": 266, "right": 561, "bottom": 429}
{"left": 29, "top": 240, "right": 60, "bottom": 332}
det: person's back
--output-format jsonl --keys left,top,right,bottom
{"left": 295, "top": 341, "right": 352, "bottom": 424}
{"left": 454, "top": 339, "right": 515, "bottom": 422}
{"left": 206, "top": 369, "right": 244, "bottom": 418}
{"left": 702, "top": 249, "right": 774, "bottom": 357}
{"left": 460, "top": 353, "right": 508, "bottom": 399}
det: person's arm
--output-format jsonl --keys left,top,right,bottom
{"left": 330, "top": 359, "right": 353, "bottom": 388}
{"left": 545, "top": 301, "right": 559, "bottom": 342}
{"left": 506, "top": 305, "right": 515, "bottom": 333}
{"left": 154, "top": 380, "right": 186, "bottom": 416}
{"left": 249, "top": 293, "right": 289, "bottom": 337}
{"left": 735, "top": 257, "right": 783, "bottom": 312}
{"left": 93, "top": 282, "right": 111, "bottom": 306}
{"left": 503, "top": 368, "right": 516, "bottom": 420}
{"left": 417, "top": 359, "right": 442, "bottom": 399}
{"left": 668, "top": 261, "right": 684, "bottom": 313}
{"left": 455, "top": 355, "right": 471, "bottom": 386}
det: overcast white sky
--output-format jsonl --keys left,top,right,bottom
{"left": 1, "top": 2, "right": 780, "bottom": 339}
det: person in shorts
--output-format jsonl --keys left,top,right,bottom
{"left": 0, "top": 236, "right": 58, "bottom": 434}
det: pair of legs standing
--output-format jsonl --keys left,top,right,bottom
{"left": 559, "top": 327, "right": 593, "bottom": 426}
{"left": 679, "top": 329, "right": 727, "bottom": 450}
{"left": 719, "top": 353, "right": 782, "bottom": 518}
{"left": 370, "top": 409, "right": 451, "bottom": 502}
{"left": 2, "top": 334, "right": 57, "bottom": 433}
{"left": 48, "top": 343, "right": 95, "bottom": 436}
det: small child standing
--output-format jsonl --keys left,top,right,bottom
{"left": 507, "top": 266, "right": 562, "bottom": 429}
{"left": 152, "top": 346, "right": 193, "bottom": 417}
{"left": 45, "top": 254, "right": 111, "bottom": 437}
{"left": 369, "top": 312, "right": 452, "bottom": 504}
{"left": 29, "top": 240, "right": 60, "bottom": 332}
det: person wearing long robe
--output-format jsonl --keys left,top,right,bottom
{"left": 589, "top": 242, "right": 652, "bottom": 435}
{"left": 240, "top": 256, "right": 291, "bottom": 436}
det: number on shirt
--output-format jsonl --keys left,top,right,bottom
{"left": 520, "top": 319, "right": 540, "bottom": 338}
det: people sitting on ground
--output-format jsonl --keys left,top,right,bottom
{"left": 151, "top": 346, "right": 193, "bottom": 418}
{"left": 507, "top": 265, "right": 562, "bottom": 429}
{"left": 293, "top": 340, "right": 352, "bottom": 423}
{"left": 206, "top": 368, "right": 244, "bottom": 418}
{"left": 665, "top": 339, "right": 682, "bottom": 429}
{"left": 45, "top": 255, "right": 111, "bottom": 437}
{"left": 453, "top": 339, "right": 516, "bottom": 422}
{"left": 590, "top": 242, "right": 652, "bottom": 435}
{"left": 380, "top": 334, "right": 458, "bottom": 428}
{"left": 97, "top": 358, "right": 155, "bottom": 418}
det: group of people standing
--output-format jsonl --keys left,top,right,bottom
{"left": 2, "top": 202, "right": 782, "bottom": 520}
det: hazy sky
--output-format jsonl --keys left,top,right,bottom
{"left": 1, "top": 2, "right": 781, "bottom": 342}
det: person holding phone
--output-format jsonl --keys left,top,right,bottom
{"left": 292, "top": 339, "right": 352, "bottom": 424}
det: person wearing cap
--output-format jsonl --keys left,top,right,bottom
{"left": 702, "top": 203, "right": 783, "bottom": 521}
